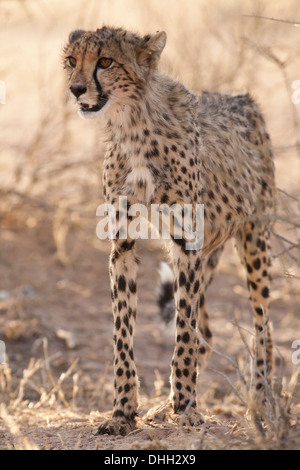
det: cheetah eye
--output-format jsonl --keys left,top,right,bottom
{"left": 67, "top": 56, "right": 77, "bottom": 68}
{"left": 98, "top": 58, "right": 113, "bottom": 69}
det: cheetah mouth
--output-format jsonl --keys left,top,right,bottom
{"left": 79, "top": 95, "right": 108, "bottom": 113}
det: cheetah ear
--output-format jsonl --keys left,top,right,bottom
{"left": 136, "top": 31, "right": 167, "bottom": 68}
{"left": 68, "top": 29, "right": 85, "bottom": 43}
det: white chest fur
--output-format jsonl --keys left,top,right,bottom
{"left": 125, "top": 166, "right": 156, "bottom": 203}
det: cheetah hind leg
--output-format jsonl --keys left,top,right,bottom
{"left": 235, "top": 223, "right": 274, "bottom": 395}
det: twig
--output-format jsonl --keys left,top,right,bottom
{"left": 271, "top": 230, "right": 300, "bottom": 261}
{"left": 187, "top": 312, "right": 247, "bottom": 386}
{"left": 277, "top": 187, "right": 300, "bottom": 202}
{"left": 243, "top": 14, "right": 300, "bottom": 26}
{"left": 208, "top": 367, "right": 247, "bottom": 405}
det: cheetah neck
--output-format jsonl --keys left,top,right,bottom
{"left": 106, "top": 73, "right": 197, "bottom": 141}
{"left": 103, "top": 73, "right": 199, "bottom": 203}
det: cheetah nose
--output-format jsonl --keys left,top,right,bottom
{"left": 69, "top": 84, "right": 87, "bottom": 99}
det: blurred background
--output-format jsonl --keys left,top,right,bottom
{"left": 0, "top": 0, "right": 299, "bottom": 449}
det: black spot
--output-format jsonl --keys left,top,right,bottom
{"left": 185, "top": 305, "right": 191, "bottom": 318}
{"left": 246, "top": 263, "right": 253, "bottom": 274}
{"left": 205, "top": 327, "right": 212, "bottom": 339}
{"left": 261, "top": 286, "right": 269, "bottom": 298}
{"left": 222, "top": 194, "right": 229, "bottom": 204}
{"left": 193, "top": 280, "right": 200, "bottom": 294}
{"left": 128, "top": 280, "right": 136, "bottom": 294}
{"left": 195, "top": 257, "right": 201, "bottom": 271}
{"left": 184, "top": 357, "right": 191, "bottom": 366}
{"left": 179, "top": 271, "right": 187, "bottom": 286}
{"left": 176, "top": 381, "right": 182, "bottom": 390}
{"left": 116, "top": 368, "right": 123, "bottom": 376}
{"left": 113, "top": 409, "right": 125, "bottom": 418}
{"left": 172, "top": 236, "right": 187, "bottom": 251}
{"left": 161, "top": 193, "right": 169, "bottom": 204}
{"left": 179, "top": 298, "right": 186, "bottom": 308}
{"left": 253, "top": 258, "right": 261, "bottom": 270}
{"left": 118, "top": 275, "right": 126, "bottom": 292}
{"left": 115, "top": 316, "right": 121, "bottom": 330}
{"left": 182, "top": 332, "right": 190, "bottom": 343}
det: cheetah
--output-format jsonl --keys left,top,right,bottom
{"left": 63, "top": 26, "right": 276, "bottom": 436}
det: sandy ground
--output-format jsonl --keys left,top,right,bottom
{"left": 0, "top": 217, "right": 299, "bottom": 450}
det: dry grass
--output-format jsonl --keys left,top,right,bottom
{"left": 0, "top": 0, "right": 300, "bottom": 450}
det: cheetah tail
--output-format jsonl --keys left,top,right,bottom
{"left": 157, "top": 262, "right": 175, "bottom": 324}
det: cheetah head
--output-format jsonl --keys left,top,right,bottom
{"left": 63, "top": 26, "right": 167, "bottom": 120}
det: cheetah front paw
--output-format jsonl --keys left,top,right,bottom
{"left": 97, "top": 416, "right": 136, "bottom": 436}
{"left": 145, "top": 402, "right": 204, "bottom": 427}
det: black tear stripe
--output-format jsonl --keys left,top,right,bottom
{"left": 93, "top": 62, "right": 104, "bottom": 96}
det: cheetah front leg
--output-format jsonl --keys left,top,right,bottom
{"left": 169, "top": 248, "right": 204, "bottom": 425}
{"left": 98, "top": 238, "right": 139, "bottom": 436}
{"left": 146, "top": 246, "right": 204, "bottom": 427}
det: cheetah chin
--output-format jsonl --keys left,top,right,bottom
{"left": 78, "top": 98, "right": 110, "bottom": 120}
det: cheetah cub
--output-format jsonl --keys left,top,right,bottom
{"left": 64, "top": 26, "right": 275, "bottom": 436}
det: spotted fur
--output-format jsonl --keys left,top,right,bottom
{"left": 63, "top": 26, "right": 276, "bottom": 435}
